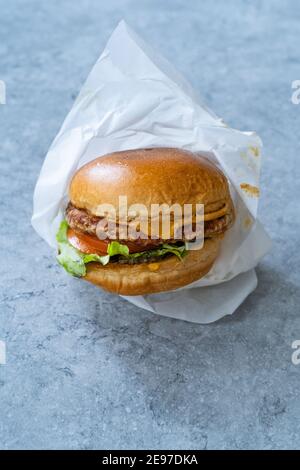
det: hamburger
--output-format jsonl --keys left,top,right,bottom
{"left": 56, "top": 148, "right": 235, "bottom": 295}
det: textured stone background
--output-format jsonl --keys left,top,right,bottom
{"left": 1, "top": 0, "right": 300, "bottom": 450}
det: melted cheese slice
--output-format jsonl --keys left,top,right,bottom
{"left": 107, "top": 204, "right": 229, "bottom": 239}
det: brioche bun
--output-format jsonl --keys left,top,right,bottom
{"left": 69, "top": 148, "right": 232, "bottom": 219}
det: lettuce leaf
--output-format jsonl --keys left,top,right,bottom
{"left": 83, "top": 253, "right": 110, "bottom": 266}
{"left": 107, "top": 240, "right": 130, "bottom": 257}
{"left": 56, "top": 220, "right": 187, "bottom": 277}
{"left": 124, "top": 243, "right": 186, "bottom": 261}
{"left": 56, "top": 221, "right": 110, "bottom": 277}
{"left": 57, "top": 242, "right": 86, "bottom": 277}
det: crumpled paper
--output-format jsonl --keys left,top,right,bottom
{"left": 32, "top": 20, "right": 271, "bottom": 323}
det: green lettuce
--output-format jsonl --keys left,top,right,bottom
{"left": 124, "top": 243, "right": 187, "bottom": 261}
{"left": 56, "top": 220, "right": 187, "bottom": 277}
{"left": 56, "top": 221, "right": 110, "bottom": 277}
{"left": 107, "top": 240, "right": 130, "bottom": 257}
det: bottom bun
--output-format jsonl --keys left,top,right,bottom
{"left": 84, "top": 237, "right": 221, "bottom": 296}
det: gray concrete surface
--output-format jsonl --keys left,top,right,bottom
{"left": 1, "top": 0, "right": 300, "bottom": 450}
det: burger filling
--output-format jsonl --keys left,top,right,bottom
{"left": 56, "top": 203, "right": 233, "bottom": 277}
{"left": 65, "top": 202, "right": 232, "bottom": 240}
{"left": 56, "top": 220, "right": 187, "bottom": 277}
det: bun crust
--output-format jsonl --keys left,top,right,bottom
{"left": 69, "top": 148, "right": 232, "bottom": 218}
{"left": 84, "top": 237, "right": 220, "bottom": 295}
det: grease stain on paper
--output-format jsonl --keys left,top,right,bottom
{"left": 240, "top": 183, "right": 260, "bottom": 198}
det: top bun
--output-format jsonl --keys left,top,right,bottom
{"left": 69, "top": 148, "right": 232, "bottom": 219}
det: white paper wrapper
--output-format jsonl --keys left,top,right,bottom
{"left": 32, "top": 20, "right": 271, "bottom": 323}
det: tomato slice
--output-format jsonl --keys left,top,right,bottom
{"left": 67, "top": 228, "right": 109, "bottom": 255}
{"left": 67, "top": 228, "right": 162, "bottom": 255}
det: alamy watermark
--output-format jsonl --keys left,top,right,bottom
{"left": 0, "top": 340, "right": 6, "bottom": 365}
{"left": 90, "top": 196, "right": 205, "bottom": 249}
{"left": 0, "top": 80, "right": 6, "bottom": 104}
{"left": 291, "top": 80, "right": 300, "bottom": 104}
{"left": 291, "top": 340, "right": 300, "bottom": 365}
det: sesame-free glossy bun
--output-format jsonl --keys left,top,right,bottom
{"left": 69, "top": 148, "right": 233, "bottom": 219}
{"left": 84, "top": 237, "right": 220, "bottom": 296}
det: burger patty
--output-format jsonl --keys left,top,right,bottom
{"left": 66, "top": 202, "right": 232, "bottom": 244}
{"left": 66, "top": 203, "right": 100, "bottom": 236}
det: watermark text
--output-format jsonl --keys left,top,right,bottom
{"left": 0, "top": 340, "right": 6, "bottom": 365}
{"left": 291, "top": 340, "right": 300, "bottom": 365}
{"left": 0, "top": 80, "right": 6, "bottom": 104}
{"left": 291, "top": 80, "right": 300, "bottom": 104}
